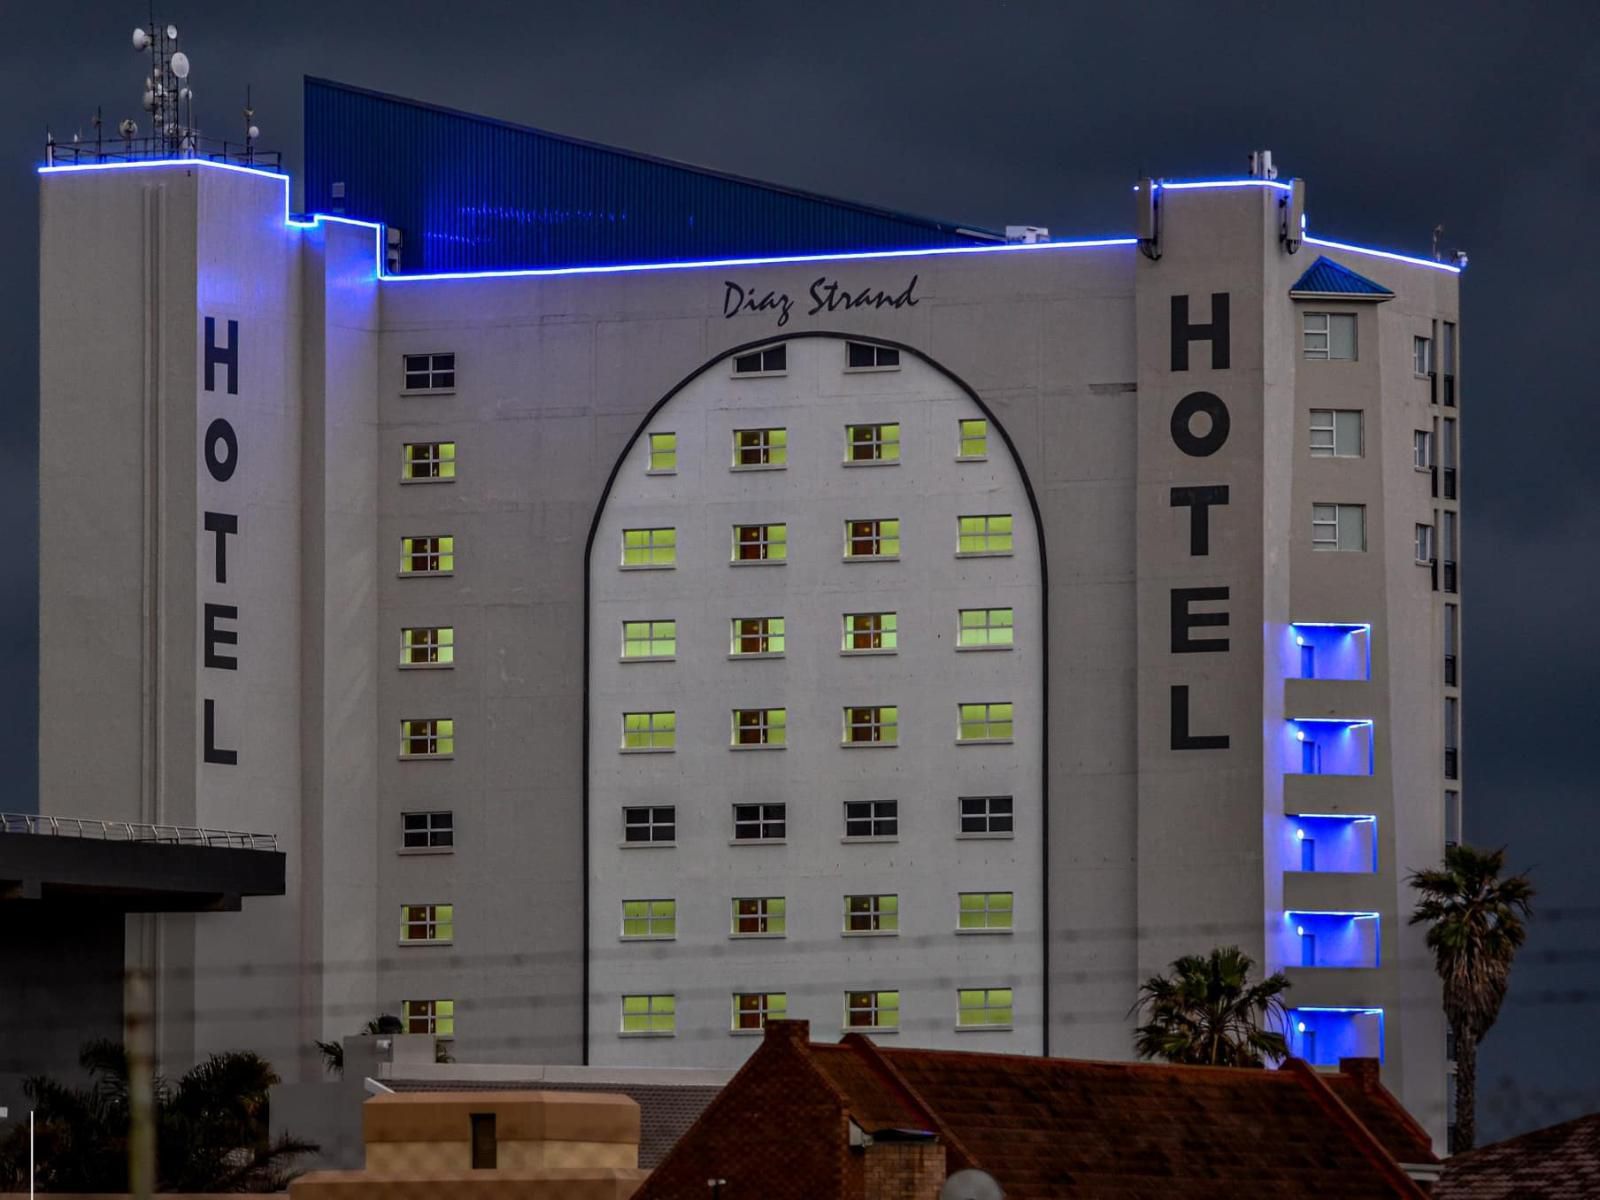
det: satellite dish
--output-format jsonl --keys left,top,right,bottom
{"left": 118, "top": 119, "right": 138, "bottom": 138}
{"left": 170, "top": 52, "right": 190, "bottom": 79}
{"left": 132, "top": 27, "right": 149, "bottom": 50}
{"left": 166, "top": 24, "right": 178, "bottom": 39}
{"left": 941, "top": 1169, "right": 1005, "bottom": 1200}
{"left": 247, "top": 125, "right": 260, "bottom": 140}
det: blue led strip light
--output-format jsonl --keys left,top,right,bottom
{"left": 38, "top": 159, "right": 1461, "bottom": 281}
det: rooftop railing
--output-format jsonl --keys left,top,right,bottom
{"left": 0, "top": 812, "right": 277, "bottom": 851}
{"left": 43, "top": 135, "right": 282, "bottom": 172}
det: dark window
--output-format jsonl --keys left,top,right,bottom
{"left": 733, "top": 803, "right": 786, "bottom": 841}
{"left": 470, "top": 1113, "right": 496, "bottom": 1169}
{"left": 844, "top": 800, "right": 898, "bottom": 839}
{"left": 623, "top": 806, "right": 676, "bottom": 844}
{"left": 846, "top": 341, "right": 900, "bottom": 370}
{"left": 733, "top": 345, "right": 786, "bottom": 375}
{"left": 403, "top": 352, "right": 455, "bottom": 391}
{"left": 402, "top": 811, "right": 453, "bottom": 849}
{"left": 960, "top": 795, "right": 1013, "bottom": 835}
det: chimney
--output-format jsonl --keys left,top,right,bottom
{"left": 1339, "top": 1057, "right": 1382, "bottom": 1092}
{"left": 763, "top": 1019, "right": 810, "bottom": 1045}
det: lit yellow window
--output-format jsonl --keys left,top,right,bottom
{"left": 845, "top": 990, "right": 899, "bottom": 1029}
{"left": 648, "top": 432, "right": 677, "bottom": 473}
{"left": 958, "top": 703, "right": 1013, "bottom": 742}
{"left": 731, "top": 897, "right": 786, "bottom": 936}
{"left": 732, "top": 708, "right": 786, "bottom": 747}
{"left": 403, "top": 998, "right": 454, "bottom": 1036}
{"left": 844, "top": 894, "right": 898, "bottom": 934}
{"left": 621, "top": 994, "right": 676, "bottom": 1035}
{"left": 958, "top": 892, "right": 1013, "bottom": 931}
{"left": 731, "top": 617, "right": 785, "bottom": 656}
{"left": 959, "top": 419, "right": 988, "bottom": 459}
{"left": 843, "top": 706, "right": 898, "bottom": 745}
{"left": 733, "top": 427, "right": 787, "bottom": 468}
{"left": 846, "top": 423, "right": 900, "bottom": 463}
{"left": 732, "top": 992, "right": 787, "bottom": 1031}
{"left": 401, "top": 536, "right": 454, "bottom": 574}
{"left": 401, "top": 626, "right": 454, "bottom": 666}
{"left": 622, "top": 527, "right": 676, "bottom": 568}
{"left": 732, "top": 523, "right": 787, "bottom": 562}
{"left": 958, "top": 608, "right": 1013, "bottom": 649}
{"left": 621, "top": 899, "right": 677, "bottom": 939}
{"left": 843, "top": 612, "right": 897, "bottom": 652}
{"left": 957, "top": 988, "right": 1014, "bottom": 1028}
{"left": 622, "top": 620, "right": 676, "bottom": 659}
{"left": 402, "top": 441, "right": 456, "bottom": 481}
{"left": 845, "top": 519, "right": 900, "bottom": 559}
{"left": 400, "top": 718, "right": 454, "bottom": 757}
{"left": 958, "top": 515, "right": 1013, "bottom": 555}
{"left": 400, "top": 903, "right": 454, "bottom": 943}
{"left": 622, "top": 711, "right": 676, "bottom": 752}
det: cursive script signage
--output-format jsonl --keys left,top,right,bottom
{"left": 722, "top": 275, "right": 921, "bottom": 327}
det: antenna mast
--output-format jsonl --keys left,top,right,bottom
{"left": 133, "top": 15, "right": 195, "bottom": 156}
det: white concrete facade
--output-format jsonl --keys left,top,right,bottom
{"left": 36, "top": 159, "right": 1462, "bottom": 1146}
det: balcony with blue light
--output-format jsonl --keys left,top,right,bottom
{"left": 1288, "top": 1008, "right": 1384, "bottom": 1065}
{"left": 1281, "top": 911, "right": 1380, "bottom": 969}
{"left": 1282, "top": 718, "right": 1374, "bottom": 777}
{"left": 1282, "top": 815, "right": 1377, "bottom": 874}
{"left": 1285, "top": 622, "right": 1371, "bottom": 682}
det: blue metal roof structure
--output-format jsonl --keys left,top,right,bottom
{"left": 1288, "top": 255, "right": 1395, "bottom": 300}
{"left": 303, "top": 77, "right": 1001, "bottom": 276}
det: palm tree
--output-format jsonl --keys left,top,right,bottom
{"left": 1409, "top": 844, "right": 1534, "bottom": 1153}
{"left": 1133, "top": 945, "right": 1291, "bottom": 1067}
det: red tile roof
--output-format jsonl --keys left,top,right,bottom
{"left": 637, "top": 1022, "right": 1434, "bottom": 1200}
{"left": 1324, "top": 1058, "right": 1440, "bottom": 1167}
{"left": 1435, "top": 1112, "right": 1600, "bottom": 1199}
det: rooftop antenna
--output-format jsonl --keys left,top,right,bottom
{"left": 1432, "top": 225, "right": 1444, "bottom": 262}
{"left": 132, "top": 15, "right": 196, "bottom": 156}
{"left": 243, "top": 85, "right": 260, "bottom": 164}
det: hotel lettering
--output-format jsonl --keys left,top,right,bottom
{"left": 201, "top": 315, "right": 240, "bottom": 766}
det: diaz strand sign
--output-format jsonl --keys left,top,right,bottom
{"left": 722, "top": 275, "right": 921, "bottom": 328}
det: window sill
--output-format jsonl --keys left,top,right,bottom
{"left": 618, "top": 1031, "right": 677, "bottom": 1038}
{"left": 730, "top": 743, "right": 786, "bottom": 751}
{"left": 731, "top": 370, "right": 786, "bottom": 379}
{"left": 842, "top": 365, "right": 901, "bottom": 374}
{"left": 729, "top": 932, "right": 786, "bottom": 940}
{"left": 841, "top": 740, "right": 896, "bottom": 749}
{"left": 1415, "top": 558, "right": 1433, "bottom": 567}
{"left": 729, "top": 838, "right": 787, "bottom": 847}
{"left": 729, "top": 652, "right": 785, "bottom": 661}
{"left": 620, "top": 656, "right": 676, "bottom": 664}
{"left": 731, "top": 463, "right": 786, "bottom": 472}
{"left": 398, "top": 571, "right": 454, "bottom": 579}
{"left": 620, "top": 747, "right": 676, "bottom": 755}
{"left": 398, "top": 939, "right": 453, "bottom": 948}
{"left": 1310, "top": 547, "right": 1365, "bottom": 553}
{"left": 841, "top": 648, "right": 896, "bottom": 657}
{"left": 955, "top": 455, "right": 989, "bottom": 463}
{"left": 730, "top": 559, "right": 786, "bottom": 567}
{"left": 955, "top": 644, "right": 1013, "bottom": 653}
{"left": 618, "top": 936, "right": 677, "bottom": 943}
{"left": 843, "top": 555, "right": 900, "bottom": 564}
{"left": 842, "top": 1025, "right": 898, "bottom": 1034}
{"left": 620, "top": 563, "right": 676, "bottom": 571}
{"left": 398, "top": 846, "right": 455, "bottom": 856}
{"left": 955, "top": 927, "right": 1014, "bottom": 936}
{"left": 399, "top": 388, "right": 456, "bottom": 397}
{"left": 730, "top": 1028, "right": 766, "bottom": 1036}
{"left": 398, "top": 753, "right": 454, "bottom": 762}
{"left": 400, "top": 476, "right": 455, "bottom": 485}
{"left": 619, "top": 840, "right": 677, "bottom": 850}
{"left": 399, "top": 662, "right": 455, "bottom": 671}
{"left": 1414, "top": 465, "right": 1433, "bottom": 474}
{"left": 955, "top": 1024, "right": 1014, "bottom": 1033}
{"left": 956, "top": 832, "right": 1015, "bottom": 841}
{"left": 842, "top": 930, "right": 898, "bottom": 938}
{"left": 842, "top": 836, "right": 898, "bottom": 845}
{"left": 954, "top": 551, "right": 1014, "bottom": 559}
{"left": 957, "top": 739, "right": 1014, "bottom": 747}
{"left": 841, "top": 458, "right": 900, "bottom": 468}
{"left": 645, "top": 469, "right": 677, "bottom": 477}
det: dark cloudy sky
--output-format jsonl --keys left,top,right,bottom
{"left": 3, "top": 1, "right": 1595, "bottom": 1141}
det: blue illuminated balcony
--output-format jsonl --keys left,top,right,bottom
{"left": 1283, "top": 719, "right": 1374, "bottom": 776}
{"left": 1283, "top": 815, "right": 1377, "bottom": 874}
{"left": 1288, "top": 1007, "right": 1384, "bottom": 1065}
{"left": 1281, "top": 911, "right": 1380, "bottom": 968}
{"left": 1286, "top": 622, "right": 1370, "bottom": 682}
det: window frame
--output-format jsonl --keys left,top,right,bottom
{"left": 622, "top": 805, "right": 676, "bottom": 847}
{"left": 958, "top": 795, "right": 1014, "bottom": 839}
{"left": 844, "top": 518, "right": 901, "bottom": 561}
{"left": 957, "top": 418, "right": 989, "bottom": 461}
{"left": 621, "top": 619, "right": 677, "bottom": 662}
{"left": 1302, "top": 312, "right": 1357, "bottom": 362}
{"left": 956, "top": 987, "right": 1015, "bottom": 1030}
{"left": 1415, "top": 523, "right": 1436, "bottom": 565}
{"left": 843, "top": 705, "right": 899, "bottom": 747}
{"left": 732, "top": 991, "right": 788, "bottom": 1034}
{"left": 1413, "top": 429, "right": 1434, "bottom": 472}
{"left": 401, "top": 440, "right": 457, "bottom": 483}
{"left": 732, "top": 426, "right": 788, "bottom": 470}
{"left": 621, "top": 710, "right": 677, "bottom": 753}
{"left": 1414, "top": 335, "right": 1434, "bottom": 377}
{"left": 399, "top": 717, "right": 455, "bottom": 760}
{"left": 732, "top": 522, "right": 788, "bottom": 565}
{"left": 621, "top": 527, "right": 677, "bottom": 570}
{"left": 730, "top": 616, "right": 786, "bottom": 658}
{"left": 401, "top": 810, "right": 455, "bottom": 853}
{"left": 620, "top": 898, "right": 677, "bottom": 940}
{"left": 732, "top": 802, "right": 787, "bottom": 843}
{"left": 1309, "top": 409, "right": 1363, "bottom": 458}
{"left": 843, "top": 893, "right": 899, "bottom": 936}
{"left": 399, "top": 902, "right": 454, "bottom": 946}
{"left": 732, "top": 707, "right": 787, "bottom": 749}
{"left": 844, "top": 341, "right": 901, "bottom": 372}
{"left": 731, "top": 896, "right": 787, "bottom": 938}
{"left": 956, "top": 514, "right": 1014, "bottom": 557}
{"left": 403, "top": 998, "right": 455, "bottom": 1037}
{"left": 957, "top": 891, "right": 1015, "bottom": 934}
{"left": 844, "top": 799, "right": 899, "bottom": 841}
{"left": 1311, "top": 503, "right": 1367, "bottom": 552}
{"left": 646, "top": 432, "right": 677, "bottom": 474}
{"left": 844, "top": 989, "right": 900, "bottom": 1031}
{"left": 842, "top": 611, "right": 897, "bottom": 654}
{"left": 620, "top": 993, "right": 677, "bottom": 1037}
{"left": 401, "top": 352, "right": 456, "bottom": 393}
{"left": 732, "top": 345, "right": 787, "bottom": 377}
{"left": 400, "top": 535, "right": 455, "bottom": 576}
{"left": 957, "top": 607, "right": 1014, "bottom": 651}
{"left": 844, "top": 422, "right": 901, "bottom": 465}
{"left": 401, "top": 625, "right": 455, "bottom": 669}
{"left": 958, "top": 702, "right": 1014, "bottom": 745}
